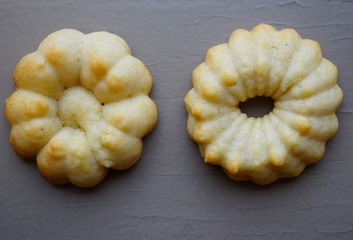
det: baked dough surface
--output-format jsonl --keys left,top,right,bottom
{"left": 185, "top": 24, "right": 343, "bottom": 184}
{"left": 6, "top": 29, "right": 158, "bottom": 187}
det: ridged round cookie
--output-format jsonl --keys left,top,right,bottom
{"left": 184, "top": 23, "right": 343, "bottom": 185}
{"left": 5, "top": 29, "right": 158, "bottom": 187}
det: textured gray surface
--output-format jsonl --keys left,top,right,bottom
{"left": 1, "top": 0, "right": 353, "bottom": 239}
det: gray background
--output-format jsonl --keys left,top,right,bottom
{"left": 1, "top": 0, "right": 352, "bottom": 239}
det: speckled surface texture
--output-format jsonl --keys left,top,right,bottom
{"left": 1, "top": 0, "right": 352, "bottom": 239}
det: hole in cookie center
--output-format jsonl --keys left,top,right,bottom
{"left": 239, "top": 96, "right": 274, "bottom": 118}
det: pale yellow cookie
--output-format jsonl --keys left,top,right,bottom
{"left": 6, "top": 29, "right": 158, "bottom": 187}
{"left": 185, "top": 23, "right": 343, "bottom": 185}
